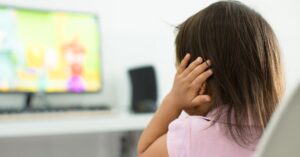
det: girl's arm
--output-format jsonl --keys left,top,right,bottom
{"left": 137, "top": 54, "right": 213, "bottom": 157}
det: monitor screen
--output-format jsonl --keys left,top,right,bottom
{"left": 0, "top": 5, "right": 102, "bottom": 93}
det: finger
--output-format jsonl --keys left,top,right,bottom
{"left": 191, "top": 69, "right": 213, "bottom": 91}
{"left": 191, "top": 95, "right": 211, "bottom": 107}
{"left": 187, "top": 60, "right": 211, "bottom": 82}
{"left": 177, "top": 53, "right": 191, "bottom": 74}
{"left": 199, "top": 83, "right": 206, "bottom": 95}
{"left": 182, "top": 57, "right": 203, "bottom": 76}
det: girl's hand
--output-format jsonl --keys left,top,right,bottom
{"left": 137, "top": 53, "right": 213, "bottom": 156}
{"left": 167, "top": 53, "right": 213, "bottom": 112}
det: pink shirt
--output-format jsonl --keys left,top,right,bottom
{"left": 167, "top": 111, "right": 256, "bottom": 157}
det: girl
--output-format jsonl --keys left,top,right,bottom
{"left": 138, "top": 1, "right": 283, "bottom": 157}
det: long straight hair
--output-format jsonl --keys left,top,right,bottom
{"left": 175, "top": 1, "right": 284, "bottom": 147}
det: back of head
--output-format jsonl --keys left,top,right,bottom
{"left": 175, "top": 1, "right": 284, "bottom": 147}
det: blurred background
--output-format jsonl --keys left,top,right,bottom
{"left": 0, "top": 0, "right": 299, "bottom": 157}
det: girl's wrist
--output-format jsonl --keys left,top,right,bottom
{"left": 162, "top": 93, "right": 183, "bottom": 113}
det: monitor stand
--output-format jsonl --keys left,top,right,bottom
{"left": 23, "top": 92, "right": 50, "bottom": 112}
{"left": 0, "top": 93, "right": 42, "bottom": 114}
{"left": 24, "top": 93, "right": 33, "bottom": 110}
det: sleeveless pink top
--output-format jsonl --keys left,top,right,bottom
{"left": 167, "top": 110, "right": 256, "bottom": 157}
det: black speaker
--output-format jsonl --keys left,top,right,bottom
{"left": 128, "top": 66, "right": 158, "bottom": 113}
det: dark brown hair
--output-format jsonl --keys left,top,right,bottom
{"left": 175, "top": 1, "right": 284, "bottom": 147}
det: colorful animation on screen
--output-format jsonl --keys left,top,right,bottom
{"left": 0, "top": 7, "right": 101, "bottom": 93}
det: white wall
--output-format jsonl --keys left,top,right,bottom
{"left": 0, "top": 0, "right": 299, "bottom": 157}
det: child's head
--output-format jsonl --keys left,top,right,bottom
{"left": 175, "top": 1, "right": 284, "bottom": 146}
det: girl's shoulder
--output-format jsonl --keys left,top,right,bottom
{"left": 167, "top": 110, "right": 255, "bottom": 157}
{"left": 168, "top": 106, "right": 225, "bottom": 132}
{"left": 168, "top": 113, "right": 213, "bottom": 135}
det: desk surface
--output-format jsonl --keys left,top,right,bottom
{"left": 0, "top": 111, "right": 153, "bottom": 138}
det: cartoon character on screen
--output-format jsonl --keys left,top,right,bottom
{"left": 62, "top": 38, "right": 86, "bottom": 93}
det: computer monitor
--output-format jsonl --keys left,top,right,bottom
{"left": 0, "top": 5, "right": 102, "bottom": 94}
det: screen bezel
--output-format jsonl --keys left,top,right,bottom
{"left": 0, "top": 4, "right": 104, "bottom": 94}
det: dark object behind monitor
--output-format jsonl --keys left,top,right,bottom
{"left": 129, "top": 66, "right": 157, "bottom": 113}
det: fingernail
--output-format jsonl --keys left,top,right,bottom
{"left": 209, "top": 69, "right": 213, "bottom": 74}
{"left": 206, "top": 60, "right": 211, "bottom": 66}
{"left": 197, "top": 57, "right": 202, "bottom": 62}
{"left": 206, "top": 97, "right": 211, "bottom": 101}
